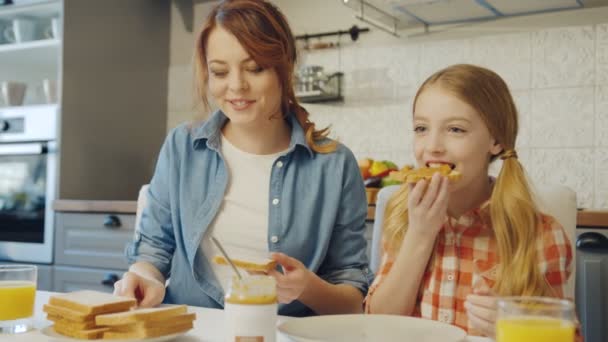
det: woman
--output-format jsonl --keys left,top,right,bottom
{"left": 113, "top": 0, "right": 371, "bottom": 317}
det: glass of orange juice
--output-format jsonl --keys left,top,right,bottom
{"left": 0, "top": 265, "right": 37, "bottom": 334}
{"left": 496, "top": 296, "right": 575, "bottom": 342}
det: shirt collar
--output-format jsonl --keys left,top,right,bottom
{"left": 191, "top": 110, "right": 314, "bottom": 157}
{"left": 448, "top": 177, "right": 495, "bottom": 230}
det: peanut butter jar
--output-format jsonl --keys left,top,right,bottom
{"left": 224, "top": 275, "right": 277, "bottom": 342}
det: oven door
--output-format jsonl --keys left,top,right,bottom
{"left": 0, "top": 142, "right": 56, "bottom": 264}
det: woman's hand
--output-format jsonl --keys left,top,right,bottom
{"left": 113, "top": 271, "right": 166, "bottom": 308}
{"left": 407, "top": 173, "right": 449, "bottom": 239}
{"left": 268, "top": 252, "right": 313, "bottom": 304}
{"left": 465, "top": 288, "right": 498, "bottom": 338}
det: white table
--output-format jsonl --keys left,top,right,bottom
{"left": 4, "top": 291, "right": 492, "bottom": 341}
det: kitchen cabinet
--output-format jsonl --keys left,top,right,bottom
{"left": 576, "top": 227, "right": 608, "bottom": 342}
{"left": 0, "top": 261, "right": 53, "bottom": 291}
{"left": 53, "top": 200, "right": 137, "bottom": 292}
{"left": 54, "top": 212, "right": 135, "bottom": 270}
{"left": 53, "top": 265, "right": 124, "bottom": 294}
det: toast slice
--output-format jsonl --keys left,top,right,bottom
{"left": 47, "top": 314, "right": 98, "bottom": 330}
{"left": 43, "top": 304, "right": 97, "bottom": 322}
{"left": 212, "top": 255, "right": 277, "bottom": 273}
{"left": 108, "top": 312, "right": 196, "bottom": 333}
{"left": 95, "top": 305, "right": 188, "bottom": 326}
{"left": 49, "top": 290, "right": 136, "bottom": 315}
{"left": 405, "top": 164, "right": 462, "bottom": 184}
{"left": 103, "top": 321, "right": 193, "bottom": 339}
{"left": 52, "top": 325, "right": 109, "bottom": 340}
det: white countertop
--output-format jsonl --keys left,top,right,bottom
{"left": 4, "top": 291, "right": 492, "bottom": 342}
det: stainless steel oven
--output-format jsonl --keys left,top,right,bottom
{"left": 0, "top": 105, "right": 57, "bottom": 264}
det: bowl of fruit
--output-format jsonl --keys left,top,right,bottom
{"left": 358, "top": 158, "right": 412, "bottom": 205}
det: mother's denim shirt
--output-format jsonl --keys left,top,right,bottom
{"left": 126, "top": 110, "right": 371, "bottom": 316}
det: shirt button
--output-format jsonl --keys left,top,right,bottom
{"left": 270, "top": 236, "right": 279, "bottom": 243}
{"left": 276, "top": 161, "right": 284, "bottom": 168}
{"left": 447, "top": 273, "right": 454, "bottom": 281}
{"left": 272, "top": 198, "right": 279, "bottom": 205}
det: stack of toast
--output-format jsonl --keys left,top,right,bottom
{"left": 96, "top": 305, "right": 195, "bottom": 339}
{"left": 43, "top": 290, "right": 195, "bottom": 340}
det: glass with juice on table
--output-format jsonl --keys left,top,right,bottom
{"left": 496, "top": 296, "right": 576, "bottom": 342}
{"left": 0, "top": 264, "right": 37, "bottom": 334}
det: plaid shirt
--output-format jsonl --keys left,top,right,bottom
{"left": 365, "top": 203, "right": 573, "bottom": 334}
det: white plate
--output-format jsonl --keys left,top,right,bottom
{"left": 278, "top": 314, "right": 467, "bottom": 342}
{"left": 40, "top": 325, "right": 187, "bottom": 342}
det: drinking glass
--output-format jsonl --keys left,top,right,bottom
{"left": 496, "top": 296, "right": 575, "bottom": 342}
{"left": 0, "top": 265, "right": 37, "bottom": 334}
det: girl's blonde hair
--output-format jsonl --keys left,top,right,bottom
{"left": 383, "top": 64, "right": 551, "bottom": 296}
{"left": 193, "top": 0, "right": 336, "bottom": 153}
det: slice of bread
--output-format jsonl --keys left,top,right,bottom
{"left": 109, "top": 312, "right": 196, "bottom": 332}
{"left": 212, "top": 255, "right": 277, "bottom": 273}
{"left": 405, "top": 164, "right": 462, "bottom": 184}
{"left": 49, "top": 290, "right": 136, "bottom": 315}
{"left": 103, "top": 321, "right": 193, "bottom": 339}
{"left": 43, "top": 304, "right": 96, "bottom": 322}
{"left": 95, "top": 305, "right": 188, "bottom": 326}
{"left": 52, "top": 325, "right": 109, "bottom": 340}
{"left": 47, "top": 314, "right": 98, "bottom": 330}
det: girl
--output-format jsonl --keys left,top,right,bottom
{"left": 114, "top": 0, "right": 370, "bottom": 317}
{"left": 365, "top": 64, "right": 574, "bottom": 337}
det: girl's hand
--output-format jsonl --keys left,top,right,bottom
{"left": 268, "top": 252, "right": 313, "bottom": 304}
{"left": 407, "top": 173, "right": 449, "bottom": 239}
{"left": 465, "top": 288, "right": 498, "bottom": 338}
{"left": 113, "top": 271, "right": 165, "bottom": 308}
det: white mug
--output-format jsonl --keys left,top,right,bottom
{"left": 0, "top": 81, "right": 27, "bottom": 107}
{"left": 42, "top": 79, "right": 57, "bottom": 104}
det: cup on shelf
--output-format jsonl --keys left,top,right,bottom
{"left": 0, "top": 81, "right": 27, "bottom": 107}
{"left": 2, "top": 18, "right": 36, "bottom": 43}
{"left": 42, "top": 79, "right": 57, "bottom": 104}
{"left": 42, "top": 17, "right": 60, "bottom": 40}
{"left": 0, "top": 21, "right": 11, "bottom": 44}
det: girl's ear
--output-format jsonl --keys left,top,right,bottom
{"left": 490, "top": 139, "right": 503, "bottom": 157}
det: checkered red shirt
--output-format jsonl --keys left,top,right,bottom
{"left": 365, "top": 204, "right": 573, "bottom": 334}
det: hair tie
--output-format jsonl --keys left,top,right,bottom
{"left": 500, "top": 149, "right": 518, "bottom": 160}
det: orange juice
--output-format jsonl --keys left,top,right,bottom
{"left": 497, "top": 317, "right": 575, "bottom": 342}
{"left": 0, "top": 281, "right": 36, "bottom": 321}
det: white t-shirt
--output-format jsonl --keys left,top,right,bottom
{"left": 202, "top": 134, "right": 284, "bottom": 291}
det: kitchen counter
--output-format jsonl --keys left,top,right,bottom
{"left": 367, "top": 205, "right": 608, "bottom": 228}
{"left": 53, "top": 200, "right": 137, "bottom": 214}
{"left": 576, "top": 210, "right": 608, "bottom": 228}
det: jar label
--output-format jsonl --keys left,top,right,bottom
{"left": 235, "top": 337, "right": 264, "bottom": 342}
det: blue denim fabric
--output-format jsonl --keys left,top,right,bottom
{"left": 126, "top": 110, "right": 371, "bottom": 316}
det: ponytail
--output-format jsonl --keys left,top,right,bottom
{"left": 490, "top": 150, "right": 552, "bottom": 296}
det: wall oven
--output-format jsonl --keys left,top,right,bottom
{"left": 0, "top": 105, "right": 57, "bottom": 264}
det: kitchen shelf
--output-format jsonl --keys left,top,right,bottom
{"left": 0, "top": 0, "right": 61, "bottom": 19}
{"left": 0, "top": 39, "right": 59, "bottom": 69}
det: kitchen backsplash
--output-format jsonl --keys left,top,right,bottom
{"left": 167, "top": 18, "right": 608, "bottom": 209}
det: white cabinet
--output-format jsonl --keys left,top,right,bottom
{"left": 0, "top": 1, "right": 61, "bottom": 107}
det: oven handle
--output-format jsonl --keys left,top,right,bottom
{"left": 0, "top": 143, "right": 48, "bottom": 155}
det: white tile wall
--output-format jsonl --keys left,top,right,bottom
{"left": 530, "top": 88, "right": 594, "bottom": 147}
{"left": 597, "top": 24, "right": 608, "bottom": 85}
{"left": 532, "top": 26, "right": 595, "bottom": 88}
{"left": 166, "top": 18, "right": 608, "bottom": 208}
